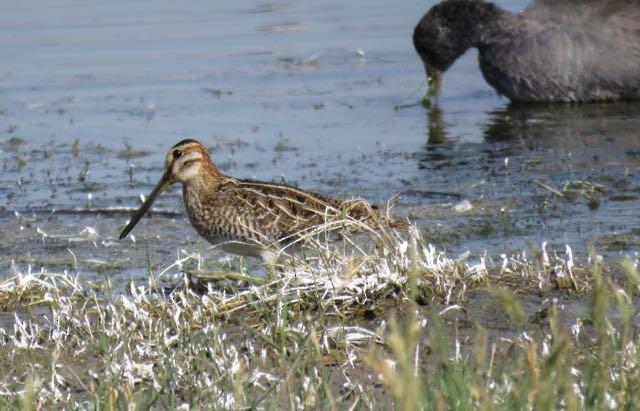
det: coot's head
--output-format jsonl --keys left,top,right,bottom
{"left": 413, "top": 0, "right": 504, "bottom": 103}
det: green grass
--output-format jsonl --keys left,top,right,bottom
{"left": 0, "top": 227, "right": 639, "bottom": 409}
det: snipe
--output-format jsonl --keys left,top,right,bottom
{"left": 119, "top": 139, "right": 404, "bottom": 263}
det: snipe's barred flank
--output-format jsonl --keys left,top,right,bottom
{"left": 119, "top": 139, "right": 404, "bottom": 263}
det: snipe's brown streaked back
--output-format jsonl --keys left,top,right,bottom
{"left": 119, "top": 139, "right": 404, "bottom": 263}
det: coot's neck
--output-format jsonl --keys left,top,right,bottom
{"left": 455, "top": 1, "right": 515, "bottom": 48}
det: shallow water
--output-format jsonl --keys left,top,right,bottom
{"left": 1, "top": 0, "right": 639, "bottom": 323}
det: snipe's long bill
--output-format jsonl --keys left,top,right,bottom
{"left": 119, "top": 139, "right": 404, "bottom": 263}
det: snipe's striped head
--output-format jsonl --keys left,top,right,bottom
{"left": 119, "top": 139, "right": 216, "bottom": 240}
{"left": 163, "top": 139, "right": 218, "bottom": 184}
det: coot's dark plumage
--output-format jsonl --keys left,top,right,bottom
{"left": 413, "top": 0, "right": 640, "bottom": 102}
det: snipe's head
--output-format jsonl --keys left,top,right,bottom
{"left": 163, "top": 139, "right": 216, "bottom": 184}
{"left": 119, "top": 139, "right": 217, "bottom": 240}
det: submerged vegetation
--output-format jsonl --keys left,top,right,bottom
{"left": 0, "top": 224, "right": 638, "bottom": 410}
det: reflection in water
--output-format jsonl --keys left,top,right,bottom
{"left": 419, "top": 100, "right": 640, "bottom": 171}
{"left": 483, "top": 102, "right": 640, "bottom": 166}
{"left": 419, "top": 106, "right": 458, "bottom": 168}
{"left": 426, "top": 106, "right": 447, "bottom": 145}
{"left": 411, "top": 99, "right": 640, "bottom": 262}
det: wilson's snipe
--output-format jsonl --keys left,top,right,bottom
{"left": 119, "top": 139, "right": 404, "bottom": 263}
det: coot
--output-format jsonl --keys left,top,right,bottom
{"left": 413, "top": 0, "right": 640, "bottom": 102}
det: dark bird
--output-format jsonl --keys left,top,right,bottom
{"left": 119, "top": 139, "right": 403, "bottom": 264}
{"left": 413, "top": 0, "right": 640, "bottom": 103}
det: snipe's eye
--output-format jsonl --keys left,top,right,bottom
{"left": 173, "top": 150, "right": 183, "bottom": 159}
